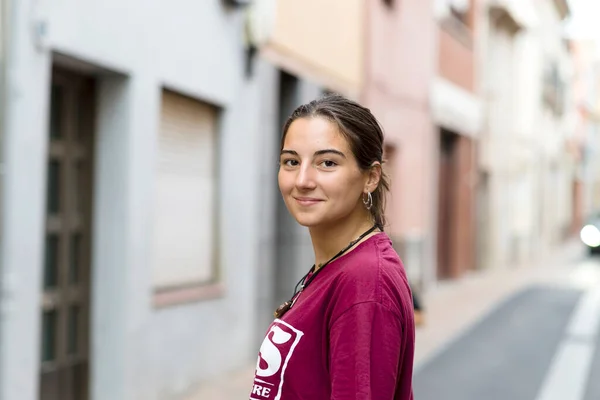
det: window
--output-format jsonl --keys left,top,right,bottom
{"left": 542, "top": 62, "right": 565, "bottom": 116}
{"left": 152, "top": 89, "right": 220, "bottom": 299}
{"left": 449, "top": 0, "right": 469, "bottom": 24}
{"left": 436, "top": 0, "right": 469, "bottom": 24}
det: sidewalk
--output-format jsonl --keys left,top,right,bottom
{"left": 188, "top": 239, "right": 586, "bottom": 400}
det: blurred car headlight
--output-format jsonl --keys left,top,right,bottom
{"left": 580, "top": 225, "right": 600, "bottom": 248}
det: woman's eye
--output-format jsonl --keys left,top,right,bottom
{"left": 282, "top": 159, "right": 299, "bottom": 167}
{"left": 321, "top": 160, "right": 338, "bottom": 168}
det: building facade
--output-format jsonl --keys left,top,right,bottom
{"left": 477, "top": 0, "right": 539, "bottom": 269}
{"left": 534, "top": 0, "right": 575, "bottom": 255}
{"left": 361, "top": 0, "right": 438, "bottom": 290}
{"left": 571, "top": 41, "right": 600, "bottom": 222}
{"left": 477, "top": 0, "right": 575, "bottom": 270}
{"left": 362, "top": 0, "right": 484, "bottom": 289}
{"left": 430, "top": 0, "right": 483, "bottom": 281}
{"left": 0, "top": 0, "right": 587, "bottom": 398}
{"left": 0, "top": 1, "right": 279, "bottom": 399}
{"left": 248, "top": 0, "right": 366, "bottom": 345}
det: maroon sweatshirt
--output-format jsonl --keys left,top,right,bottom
{"left": 250, "top": 233, "right": 415, "bottom": 400}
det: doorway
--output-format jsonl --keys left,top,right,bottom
{"left": 39, "top": 67, "right": 96, "bottom": 400}
{"left": 437, "top": 129, "right": 459, "bottom": 279}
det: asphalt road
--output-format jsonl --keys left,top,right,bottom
{"left": 414, "top": 258, "right": 600, "bottom": 400}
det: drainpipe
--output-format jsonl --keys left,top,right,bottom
{"left": 0, "top": 0, "right": 10, "bottom": 397}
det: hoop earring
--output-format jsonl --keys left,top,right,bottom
{"left": 363, "top": 192, "right": 373, "bottom": 210}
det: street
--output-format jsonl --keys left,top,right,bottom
{"left": 414, "top": 256, "right": 600, "bottom": 400}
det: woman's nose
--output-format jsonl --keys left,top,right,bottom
{"left": 295, "top": 163, "right": 317, "bottom": 190}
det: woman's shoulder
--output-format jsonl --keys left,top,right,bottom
{"left": 337, "top": 233, "right": 404, "bottom": 280}
{"left": 330, "top": 233, "right": 412, "bottom": 317}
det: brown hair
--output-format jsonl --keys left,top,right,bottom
{"left": 281, "top": 94, "right": 391, "bottom": 229}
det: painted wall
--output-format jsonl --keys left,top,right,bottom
{"left": 571, "top": 42, "right": 600, "bottom": 219}
{"left": 362, "top": 0, "right": 438, "bottom": 287}
{"left": 254, "top": 69, "right": 322, "bottom": 345}
{"left": 434, "top": 0, "right": 479, "bottom": 278}
{"left": 0, "top": 1, "right": 275, "bottom": 399}
{"left": 477, "top": 0, "right": 574, "bottom": 269}
{"left": 262, "top": 0, "right": 365, "bottom": 96}
{"left": 438, "top": 25, "right": 475, "bottom": 92}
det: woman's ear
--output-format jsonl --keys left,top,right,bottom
{"left": 365, "top": 161, "right": 382, "bottom": 193}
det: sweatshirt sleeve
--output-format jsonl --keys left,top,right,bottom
{"left": 329, "top": 301, "right": 404, "bottom": 400}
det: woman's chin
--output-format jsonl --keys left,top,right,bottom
{"left": 292, "top": 213, "right": 326, "bottom": 228}
{"left": 294, "top": 218, "right": 320, "bottom": 227}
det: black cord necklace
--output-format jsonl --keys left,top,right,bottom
{"left": 274, "top": 224, "right": 380, "bottom": 319}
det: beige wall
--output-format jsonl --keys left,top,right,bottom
{"left": 262, "top": 0, "right": 365, "bottom": 96}
{"left": 571, "top": 41, "right": 600, "bottom": 219}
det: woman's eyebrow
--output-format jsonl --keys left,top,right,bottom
{"left": 279, "top": 149, "right": 346, "bottom": 158}
{"left": 314, "top": 149, "right": 346, "bottom": 158}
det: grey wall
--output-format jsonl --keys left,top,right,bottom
{"left": 254, "top": 63, "right": 282, "bottom": 344}
{"left": 0, "top": 1, "right": 281, "bottom": 399}
{"left": 254, "top": 69, "right": 323, "bottom": 342}
{"left": 274, "top": 74, "right": 322, "bottom": 307}
{"left": 0, "top": 0, "right": 52, "bottom": 399}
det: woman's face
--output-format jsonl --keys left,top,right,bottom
{"left": 278, "top": 117, "right": 370, "bottom": 228}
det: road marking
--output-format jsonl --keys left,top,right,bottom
{"left": 568, "top": 289, "right": 600, "bottom": 339}
{"left": 535, "top": 340, "right": 594, "bottom": 400}
{"left": 535, "top": 288, "right": 600, "bottom": 400}
{"left": 569, "top": 259, "right": 600, "bottom": 289}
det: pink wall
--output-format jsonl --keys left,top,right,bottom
{"left": 434, "top": 2, "right": 478, "bottom": 277}
{"left": 438, "top": 27, "right": 475, "bottom": 92}
{"left": 362, "top": 0, "right": 438, "bottom": 243}
{"left": 436, "top": 0, "right": 478, "bottom": 94}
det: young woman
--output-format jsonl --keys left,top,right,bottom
{"left": 250, "top": 95, "right": 415, "bottom": 400}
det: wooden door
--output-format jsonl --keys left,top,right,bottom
{"left": 39, "top": 68, "right": 95, "bottom": 400}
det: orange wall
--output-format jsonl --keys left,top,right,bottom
{"left": 264, "top": 0, "right": 365, "bottom": 95}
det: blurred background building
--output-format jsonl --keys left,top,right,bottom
{"left": 571, "top": 39, "right": 600, "bottom": 220}
{"left": 477, "top": 0, "right": 574, "bottom": 271}
{"left": 430, "top": 0, "right": 481, "bottom": 283}
{"left": 0, "top": 0, "right": 598, "bottom": 399}
{"left": 1, "top": 1, "right": 273, "bottom": 399}
{"left": 362, "top": 0, "right": 439, "bottom": 292}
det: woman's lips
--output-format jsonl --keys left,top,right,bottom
{"left": 294, "top": 197, "right": 323, "bottom": 206}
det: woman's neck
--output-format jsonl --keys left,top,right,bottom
{"left": 309, "top": 212, "right": 378, "bottom": 270}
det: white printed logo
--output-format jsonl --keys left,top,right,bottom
{"left": 256, "top": 325, "right": 292, "bottom": 378}
{"left": 250, "top": 320, "right": 304, "bottom": 400}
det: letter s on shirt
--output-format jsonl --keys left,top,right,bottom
{"left": 256, "top": 326, "right": 293, "bottom": 378}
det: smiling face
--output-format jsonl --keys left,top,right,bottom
{"left": 278, "top": 117, "right": 371, "bottom": 228}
